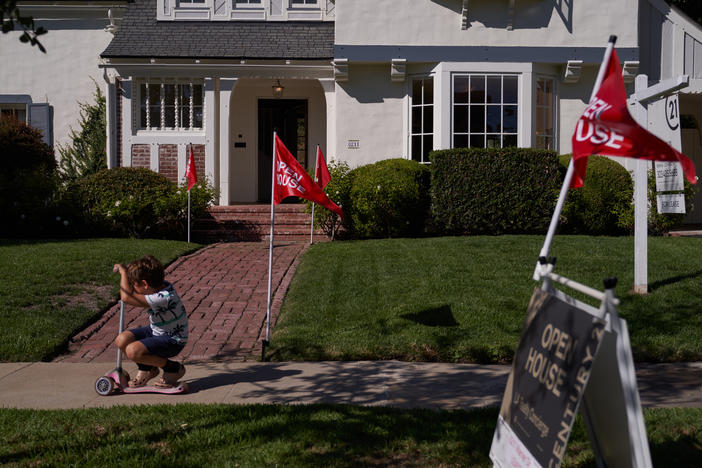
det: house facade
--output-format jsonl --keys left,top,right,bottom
{"left": 4, "top": 0, "right": 702, "bottom": 221}
{"left": 0, "top": 0, "right": 126, "bottom": 148}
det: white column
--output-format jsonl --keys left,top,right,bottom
{"left": 318, "top": 78, "right": 336, "bottom": 159}
{"left": 218, "top": 78, "right": 237, "bottom": 205}
{"left": 435, "top": 62, "right": 452, "bottom": 150}
{"left": 103, "top": 70, "right": 117, "bottom": 168}
{"left": 520, "top": 70, "right": 534, "bottom": 148}
{"left": 204, "top": 77, "right": 218, "bottom": 201}
{"left": 121, "top": 79, "right": 133, "bottom": 166}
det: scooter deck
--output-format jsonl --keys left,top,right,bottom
{"left": 121, "top": 383, "right": 189, "bottom": 394}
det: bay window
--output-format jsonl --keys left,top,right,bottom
{"left": 410, "top": 77, "right": 434, "bottom": 163}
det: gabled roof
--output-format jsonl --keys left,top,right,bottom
{"left": 101, "top": 0, "right": 334, "bottom": 60}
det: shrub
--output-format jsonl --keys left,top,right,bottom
{"left": 0, "top": 117, "right": 59, "bottom": 236}
{"left": 349, "top": 158, "right": 431, "bottom": 238}
{"left": 616, "top": 166, "right": 698, "bottom": 235}
{"left": 430, "top": 148, "right": 562, "bottom": 235}
{"left": 559, "top": 155, "right": 634, "bottom": 235}
{"left": 58, "top": 83, "right": 107, "bottom": 184}
{"left": 306, "top": 160, "right": 354, "bottom": 239}
{"left": 62, "top": 167, "right": 215, "bottom": 238}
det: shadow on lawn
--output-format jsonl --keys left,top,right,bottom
{"left": 648, "top": 269, "right": 702, "bottom": 292}
{"left": 401, "top": 304, "right": 458, "bottom": 327}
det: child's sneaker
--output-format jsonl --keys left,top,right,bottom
{"left": 128, "top": 367, "right": 159, "bottom": 388}
{"left": 155, "top": 363, "right": 185, "bottom": 388}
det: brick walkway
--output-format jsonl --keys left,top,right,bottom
{"left": 55, "top": 242, "right": 308, "bottom": 363}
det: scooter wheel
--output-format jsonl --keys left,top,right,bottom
{"left": 95, "top": 376, "right": 115, "bottom": 396}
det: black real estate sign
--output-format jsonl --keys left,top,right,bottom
{"left": 491, "top": 288, "right": 606, "bottom": 468}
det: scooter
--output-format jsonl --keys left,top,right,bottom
{"left": 94, "top": 299, "right": 188, "bottom": 396}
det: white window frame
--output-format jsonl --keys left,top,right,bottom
{"left": 178, "top": 0, "right": 206, "bottom": 6}
{"left": 136, "top": 80, "right": 205, "bottom": 132}
{"left": 289, "top": 0, "right": 318, "bottom": 8}
{"left": 408, "top": 76, "right": 435, "bottom": 164}
{"left": 535, "top": 75, "right": 558, "bottom": 151}
{"left": 451, "top": 73, "right": 519, "bottom": 149}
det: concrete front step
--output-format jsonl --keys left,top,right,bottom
{"left": 193, "top": 204, "right": 327, "bottom": 243}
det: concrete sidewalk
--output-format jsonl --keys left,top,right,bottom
{"left": 2, "top": 361, "right": 701, "bottom": 410}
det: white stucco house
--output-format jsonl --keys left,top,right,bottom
{"left": 3, "top": 0, "right": 702, "bottom": 221}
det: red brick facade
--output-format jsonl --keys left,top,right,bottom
{"left": 192, "top": 144, "right": 205, "bottom": 182}
{"left": 132, "top": 144, "right": 150, "bottom": 168}
{"left": 129, "top": 143, "right": 206, "bottom": 185}
{"left": 158, "top": 144, "right": 178, "bottom": 183}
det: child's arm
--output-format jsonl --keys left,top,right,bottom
{"left": 113, "top": 264, "right": 150, "bottom": 308}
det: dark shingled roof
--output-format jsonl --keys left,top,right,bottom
{"left": 101, "top": 0, "right": 334, "bottom": 60}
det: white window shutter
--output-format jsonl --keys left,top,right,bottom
{"left": 29, "top": 103, "right": 53, "bottom": 147}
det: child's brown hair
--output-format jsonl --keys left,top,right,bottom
{"left": 126, "top": 255, "right": 165, "bottom": 289}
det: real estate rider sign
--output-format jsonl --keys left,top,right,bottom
{"left": 490, "top": 289, "right": 606, "bottom": 468}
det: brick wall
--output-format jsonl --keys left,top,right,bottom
{"left": 132, "top": 144, "right": 150, "bottom": 168}
{"left": 159, "top": 144, "right": 178, "bottom": 183}
{"left": 192, "top": 144, "right": 205, "bottom": 180}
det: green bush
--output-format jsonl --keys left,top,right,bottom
{"left": 306, "top": 160, "right": 354, "bottom": 239}
{"left": 349, "top": 159, "right": 431, "bottom": 238}
{"left": 559, "top": 155, "right": 634, "bottom": 235}
{"left": 616, "top": 166, "right": 698, "bottom": 235}
{"left": 62, "top": 167, "right": 215, "bottom": 238}
{"left": 430, "top": 148, "right": 561, "bottom": 235}
{"left": 0, "top": 117, "right": 59, "bottom": 236}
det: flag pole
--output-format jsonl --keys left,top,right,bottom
{"left": 310, "top": 144, "right": 319, "bottom": 245}
{"left": 533, "top": 35, "right": 617, "bottom": 280}
{"left": 263, "top": 131, "right": 277, "bottom": 360}
{"left": 187, "top": 143, "right": 192, "bottom": 243}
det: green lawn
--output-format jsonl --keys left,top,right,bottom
{"left": 1, "top": 404, "right": 700, "bottom": 467}
{"left": 268, "top": 235, "right": 702, "bottom": 363}
{"left": 0, "top": 238, "right": 201, "bottom": 362}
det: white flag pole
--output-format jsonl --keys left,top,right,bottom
{"left": 263, "top": 131, "right": 277, "bottom": 359}
{"left": 310, "top": 145, "right": 319, "bottom": 245}
{"left": 533, "top": 35, "right": 618, "bottom": 280}
{"left": 187, "top": 143, "right": 192, "bottom": 243}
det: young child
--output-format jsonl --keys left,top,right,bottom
{"left": 113, "top": 255, "right": 188, "bottom": 388}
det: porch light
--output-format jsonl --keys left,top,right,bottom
{"left": 272, "top": 80, "right": 284, "bottom": 98}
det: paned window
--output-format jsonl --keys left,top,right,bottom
{"left": 452, "top": 74, "right": 518, "bottom": 149}
{"left": 535, "top": 77, "right": 556, "bottom": 150}
{"left": 0, "top": 105, "right": 27, "bottom": 123}
{"left": 179, "top": 0, "right": 205, "bottom": 4}
{"left": 410, "top": 77, "right": 434, "bottom": 163}
{"left": 291, "top": 0, "right": 317, "bottom": 5}
{"left": 139, "top": 81, "right": 203, "bottom": 130}
{"left": 234, "top": 0, "right": 261, "bottom": 4}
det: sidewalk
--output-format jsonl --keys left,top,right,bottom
{"left": 2, "top": 361, "right": 702, "bottom": 410}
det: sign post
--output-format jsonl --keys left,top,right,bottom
{"left": 628, "top": 75, "right": 689, "bottom": 293}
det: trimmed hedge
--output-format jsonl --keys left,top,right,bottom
{"left": 430, "top": 148, "right": 562, "bottom": 235}
{"left": 349, "top": 158, "right": 431, "bottom": 238}
{"left": 62, "top": 167, "right": 215, "bottom": 238}
{"left": 559, "top": 155, "right": 634, "bottom": 235}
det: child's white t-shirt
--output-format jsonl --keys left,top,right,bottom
{"left": 145, "top": 281, "right": 189, "bottom": 344}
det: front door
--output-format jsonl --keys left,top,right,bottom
{"left": 258, "top": 99, "right": 308, "bottom": 202}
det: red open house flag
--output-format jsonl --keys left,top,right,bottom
{"left": 315, "top": 146, "right": 331, "bottom": 189}
{"left": 571, "top": 49, "right": 696, "bottom": 188}
{"left": 274, "top": 134, "right": 344, "bottom": 218}
{"left": 185, "top": 144, "right": 198, "bottom": 191}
